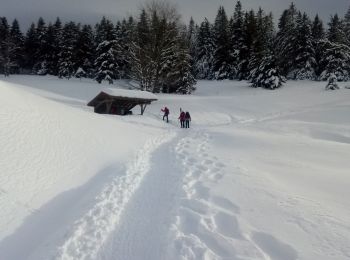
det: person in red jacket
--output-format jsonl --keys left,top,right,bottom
{"left": 179, "top": 110, "right": 186, "bottom": 128}
{"left": 161, "top": 106, "right": 169, "bottom": 123}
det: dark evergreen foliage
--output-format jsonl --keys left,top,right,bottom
{"left": 0, "top": 17, "right": 11, "bottom": 76}
{"left": 213, "top": 6, "right": 230, "bottom": 80}
{"left": 250, "top": 52, "right": 285, "bottom": 89}
{"left": 194, "top": 18, "right": 214, "bottom": 79}
{"left": 328, "top": 14, "right": 345, "bottom": 44}
{"left": 34, "top": 17, "right": 49, "bottom": 74}
{"left": 3, "top": 1, "right": 350, "bottom": 92}
{"left": 75, "top": 24, "right": 95, "bottom": 78}
{"left": 275, "top": 3, "right": 298, "bottom": 77}
{"left": 9, "top": 19, "right": 24, "bottom": 73}
{"left": 312, "top": 14, "right": 325, "bottom": 41}
{"left": 230, "top": 0, "right": 246, "bottom": 79}
{"left": 58, "top": 22, "right": 80, "bottom": 79}
{"left": 319, "top": 40, "right": 350, "bottom": 81}
{"left": 45, "top": 18, "right": 62, "bottom": 75}
{"left": 94, "top": 17, "right": 120, "bottom": 84}
{"left": 23, "top": 23, "right": 38, "bottom": 73}
{"left": 291, "top": 12, "right": 316, "bottom": 80}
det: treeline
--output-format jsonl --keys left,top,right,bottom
{"left": 1, "top": 1, "right": 350, "bottom": 92}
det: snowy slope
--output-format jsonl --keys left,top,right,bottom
{"left": 0, "top": 76, "right": 349, "bottom": 260}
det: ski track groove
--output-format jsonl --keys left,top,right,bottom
{"left": 54, "top": 131, "right": 176, "bottom": 260}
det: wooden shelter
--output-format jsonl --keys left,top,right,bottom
{"left": 87, "top": 88, "right": 157, "bottom": 115}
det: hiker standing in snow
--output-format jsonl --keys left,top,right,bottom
{"left": 179, "top": 110, "right": 186, "bottom": 128}
{"left": 185, "top": 111, "right": 191, "bottom": 128}
{"left": 161, "top": 106, "right": 169, "bottom": 123}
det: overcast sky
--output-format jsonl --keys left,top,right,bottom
{"left": 0, "top": 0, "right": 349, "bottom": 30}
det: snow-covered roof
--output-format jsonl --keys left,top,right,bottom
{"left": 102, "top": 88, "right": 157, "bottom": 100}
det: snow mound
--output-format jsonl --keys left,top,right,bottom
{"left": 0, "top": 80, "right": 163, "bottom": 248}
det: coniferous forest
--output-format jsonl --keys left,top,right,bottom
{"left": 1, "top": 1, "right": 350, "bottom": 93}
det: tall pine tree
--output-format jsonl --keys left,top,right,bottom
{"left": 275, "top": 3, "right": 298, "bottom": 77}
{"left": 213, "top": 6, "right": 230, "bottom": 80}
{"left": 194, "top": 18, "right": 214, "bottom": 79}
{"left": 291, "top": 12, "right": 316, "bottom": 80}
{"left": 94, "top": 17, "right": 120, "bottom": 84}
{"left": 230, "top": 1, "right": 247, "bottom": 79}
{"left": 58, "top": 22, "right": 80, "bottom": 79}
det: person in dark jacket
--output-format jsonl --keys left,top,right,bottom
{"left": 161, "top": 107, "right": 169, "bottom": 123}
{"left": 179, "top": 110, "right": 186, "bottom": 128}
{"left": 185, "top": 111, "right": 191, "bottom": 128}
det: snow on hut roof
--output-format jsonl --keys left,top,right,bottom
{"left": 102, "top": 88, "right": 157, "bottom": 100}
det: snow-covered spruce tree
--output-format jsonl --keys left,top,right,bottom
{"left": 275, "top": 3, "right": 298, "bottom": 77}
{"left": 250, "top": 52, "right": 284, "bottom": 90}
{"left": 247, "top": 9, "right": 275, "bottom": 82}
{"left": 344, "top": 6, "right": 350, "bottom": 45}
{"left": 33, "top": 17, "right": 49, "bottom": 74}
{"left": 240, "top": 10, "right": 258, "bottom": 80}
{"left": 149, "top": 12, "right": 179, "bottom": 93}
{"left": 23, "top": 23, "right": 38, "bottom": 73}
{"left": 0, "top": 17, "right": 23, "bottom": 76}
{"left": 253, "top": 8, "right": 273, "bottom": 60}
{"left": 165, "top": 28, "right": 196, "bottom": 94}
{"left": 155, "top": 18, "right": 181, "bottom": 92}
{"left": 0, "top": 17, "right": 11, "bottom": 76}
{"left": 194, "top": 18, "right": 215, "bottom": 79}
{"left": 9, "top": 19, "right": 24, "bottom": 74}
{"left": 114, "top": 18, "right": 134, "bottom": 79}
{"left": 328, "top": 14, "right": 346, "bottom": 44}
{"left": 325, "top": 73, "right": 339, "bottom": 90}
{"left": 213, "top": 6, "right": 230, "bottom": 80}
{"left": 75, "top": 24, "right": 95, "bottom": 78}
{"left": 229, "top": 0, "right": 247, "bottom": 80}
{"left": 130, "top": 9, "right": 154, "bottom": 91}
{"left": 94, "top": 40, "right": 120, "bottom": 84}
{"left": 312, "top": 14, "right": 325, "bottom": 41}
{"left": 94, "top": 17, "right": 120, "bottom": 84}
{"left": 317, "top": 14, "right": 350, "bottom": 81}
{"left": 318, "top": 39, "right": 350, "bottom": 81}
{"left": 58, "top": 22, "right": 80, "bottom": 79}
{"left": 290, "top": 12, "right": 316, "bottom": 80}
{"left": 186, "top": 17, "right": 197, "bottom": 79}
{"left": 130, "top": 2, "right": 196, "bottom": 93}
{"left": 312, "top": 14, "right": 326, "bottom": 78}
{"left": 43, "top": 18, "right": 62, "bottom": 76}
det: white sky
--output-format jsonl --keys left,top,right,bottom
{"left": 0, "top": 0, "right": 349, "bottom": 29}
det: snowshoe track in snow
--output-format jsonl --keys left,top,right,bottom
{"left": 172, "top": 130, "right": 271, "bottom": 260}
{"left": 55, "top": 132, "right": 175, "bottom": 260}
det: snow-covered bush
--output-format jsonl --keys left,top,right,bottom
{"left": 250, "top": 54, "right": 285, "bottom": 90}
{"left": 75, "top": 67, "right": 86, "bottom": 79}
{"left": 325, "top": 74, "right": 339, "bottom": 90}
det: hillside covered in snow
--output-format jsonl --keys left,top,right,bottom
{"left": 0, "top": 76, "right": 349, "bottom": 260}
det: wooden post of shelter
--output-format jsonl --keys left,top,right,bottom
{"left": 140, "top": 104, "right": 147, "bottom": 115}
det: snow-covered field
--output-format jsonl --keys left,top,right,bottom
{"left": 0, "top": 76, "right": 349, "bottom": 260}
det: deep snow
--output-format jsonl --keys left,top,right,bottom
{"left": 0, "top": 76, "right": 349, "bottom": 260}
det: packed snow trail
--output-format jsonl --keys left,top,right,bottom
{"left": 54, "top": 132, "right": 176, "bottom": 260}
{"left": 98, "top": 132, "right": 184, "bottom": 260}
{"left": 97, "top": 128, "right": 274, "bottom": 260}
